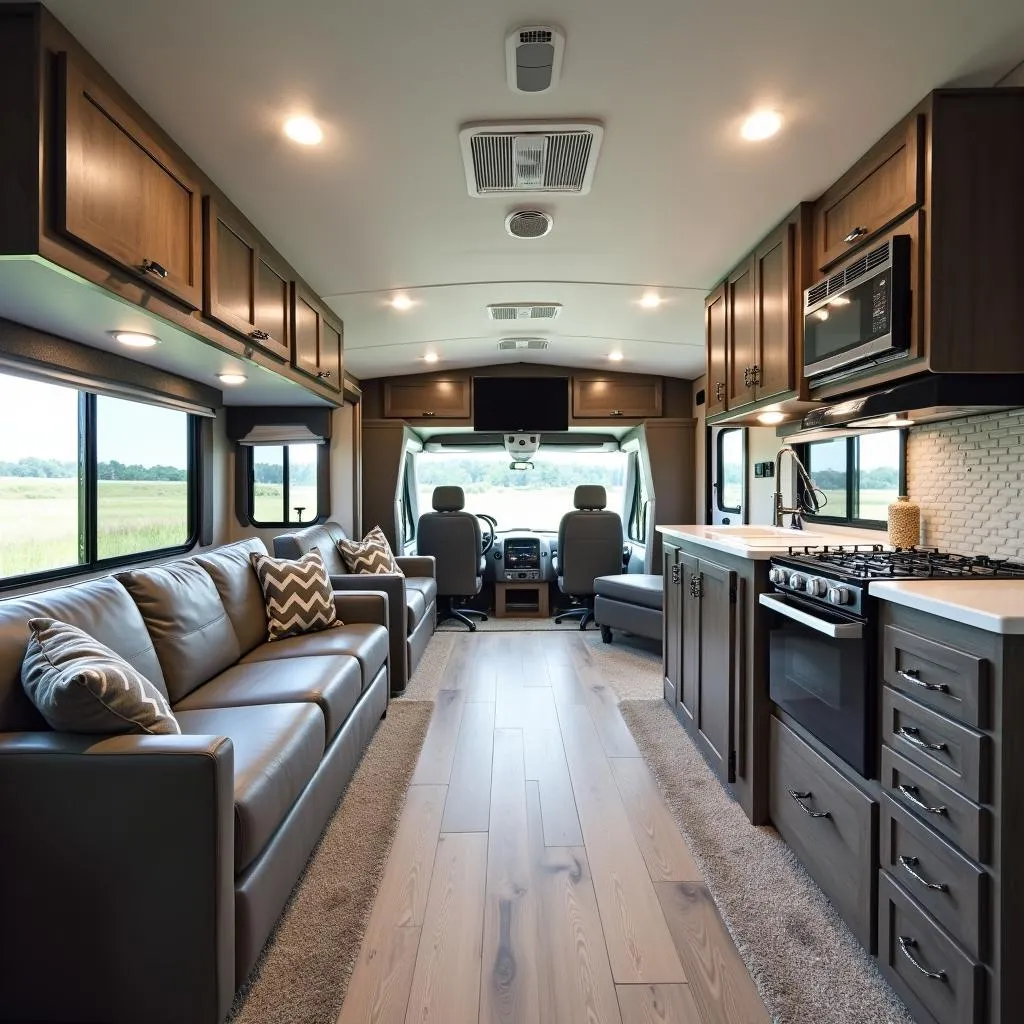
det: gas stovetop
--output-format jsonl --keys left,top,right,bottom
{"left": 776, "top": 545, "right": 1024, "bottom": 583}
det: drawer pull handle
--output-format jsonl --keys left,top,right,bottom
{"left": 843, "top": 226, "right": 869, "bottom": 244}
{"left": 899, "top": 855, "right": 949, "bottom": 892}
{"left": 898, "top": 936, "right": 948, "bottom": 982}
{"left": 897, "top": 726, "right": 948, "bottom": 753}
{"left": 788, "top": 789, "right": 830, "bottom": 819}
{"left": 898, "top": 668, "right": 960, "bottom": 700}
{"left": 715, "top": 381, "right": 725, "bottom": 402}
{"left": 140, "top": 258, "right": 169, "bottom": 279}
{"left": 898, "top": 783, "right": 947, "bottom": 816}
{"left": 249, "top": 329, "right": 271, "bottom": 341}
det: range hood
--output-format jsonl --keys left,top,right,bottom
{"left": 799, "top": 374, "right": 1024, "bottom": 432}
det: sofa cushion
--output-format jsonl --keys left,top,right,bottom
{"left": 173, "top": 655, "right": 361, "bottom": 741}
{"left": 0, "top": 576, "right": 166, "bottom": 733}
{"left": 194, "top": 538, "right": 269, "bottom": 656}
{"left": 118, "top": 560, "right": 241, "bottom": 704}
{"left": 404, "top": 576, "right": 437, "bottom": 609}
{"left": 594, "top": 573, "right": 664, "bottom": 611}
{"left": 21, "top": 618, "right": 180, "bottom": 735}
{"left": 338, "top": 525, "right": 405, "bottom": 576}
{"left": 174, "top": 703, "right": 324, "bottom": 873}
{"left": 406, "top": 588, "right": 427, "bottom": 633}
{"left": 273, "top": 522, "right": 349, "bottom": 576}
{"left": 240, "top": 623, "right": 389, "bottom": 690}
{"left": 250, "top": 550, "right": 339, "bottom": 642}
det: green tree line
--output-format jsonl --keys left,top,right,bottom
{"left": 252, "top": 462, "right": 317, "bottom": 485}
{"left": 0, "top": 458, "right": 186, "bottom": 482}
{"left": 811, "top": 467, "right": 898, "bottom": 490}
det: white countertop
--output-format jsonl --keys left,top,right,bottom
{"left": 870, "top": 580, "right": 1024, "bottom": 635}
{"left": 656, "top": 524, "right": 891, "bottom": 561}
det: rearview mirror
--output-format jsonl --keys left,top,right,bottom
{"left": 509, "top": 460, "right": 534, "bottom": 471}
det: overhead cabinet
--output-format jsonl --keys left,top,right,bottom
{"left": 572, "top": 376, "right": 663, "bottom": 419}
{"left": 292, "top": 285, "right": 343, "bottom": 391}
{"left": 382, "top": 379, "right": 472, "bottom": 420}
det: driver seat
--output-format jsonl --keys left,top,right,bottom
{"left": 416, "top": 486, "right": 488, "bottom": 631}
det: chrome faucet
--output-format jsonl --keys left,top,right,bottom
{"left": 773, "top": 445, "right": 820, "bottom": 528}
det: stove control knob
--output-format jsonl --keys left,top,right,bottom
{"left": 788, "top": 573, "right": 807, "bottom": 591}
{"left": 768, "top": 567, "right": 788, "bottom": 586}
{"left": 827, "top": 585, "right": 852, "bottom": 606}
{"left": 805, "top": 576, "right": 828, "bottom": 598}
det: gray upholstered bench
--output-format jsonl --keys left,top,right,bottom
{"left": 594, "top": 574, "right": 663, "bottom": 644}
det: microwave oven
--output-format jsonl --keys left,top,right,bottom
{"left": 803, "top": 235, "right": 911, "bottom": 382}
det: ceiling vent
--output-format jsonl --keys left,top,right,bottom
{"left": 498, "top": 337, "right": 549, "bottom": 351}
{"left": 505, "top": 210, "right": 552, "bottom": 239}
{"left": 460, "top": 121, "right": 604, "bottom": 196}
{"left": 505, "top": 25, "right": 565, "bottom": 93}
{"left": 487, "top": 303, "right": 562, "bottom": 321}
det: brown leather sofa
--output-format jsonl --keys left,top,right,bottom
{"left": 0, "top": 537, "right": 390, "bottom": 1024}
{"left": 273, "top": 522, "right": 436, "bottom": 695}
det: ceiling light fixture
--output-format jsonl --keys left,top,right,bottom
{"left": 422, "top": 352, "right": 439, "bottom": 364}
{"left": 111, "top": 331, "right": 159, "bottom": 348}
{"left": 757, "top": 410, "right": 785, "bottom": 425}
{"left": 283, "top": 115, "right": 324, "bottom": 146}
{"left": 740, "top": 109, "right": 783, "bottom": 142}
{"left": 390, "top": 294, "right": 415, "bottom": 311}
{"left": 218, "top": 372, "right": 247, "bottom": 386}
{"left": 639, "top": 292, "right": 662, "bottom": 309}
{"left": 608, "top": 351, "right": 624, "bottom": 362}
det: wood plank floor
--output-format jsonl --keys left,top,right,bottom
{"left": 339, "top": 631, "right": 769, "bottom": 1024}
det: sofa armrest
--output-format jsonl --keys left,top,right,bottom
{"left": 396, "top": 555, "right": 436, "bottom": 579}
{"left": 332, "top": 589, "right": 390, "bottom": 627}
{"left": 0, "top": 731, "right": 235, "bottom": 1024}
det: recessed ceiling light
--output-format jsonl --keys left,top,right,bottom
{"left": 639, "top": 292, "right": 662, "bottom": 309}
{"left": 741, "top": 109, "right": 783, "bottom": 141}
{"left": 391, "top": 294, "right": 415, "bottom": 311}
{"left": 422, "top": 352, "right": 439, "bottom": 364}
{"left": 757, "top": 410, "right": 785, "bottom": 425}
{"left": 283, "top": 115, "right": 324, "bottom": 146}
{"left": 111, "top": 331, "right": 159, "bottom": 348}
{"left": 608, "top": 351, "right": 624, "bottom": 362}
{"left": 218, "top": 372, "right": 247, "bottom": 386}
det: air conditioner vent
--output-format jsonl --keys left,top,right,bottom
{"left": 506, "top": 25, "right": 564, "bottom": 93}
{"left": 505, "top": 210, "right": 552, "bottom": 239}
{"left": 498, "top": 337, "right": 549, "bottom": 350}
{"left": 519, "top": 29, "right": 552, "bottom": 43}
{"left": 460, "top": 121, "right": 604, "bottom": 196}
{"left": 487, "top": 303, "right": 562, "bottom": 321}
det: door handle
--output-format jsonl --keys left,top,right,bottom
{"left": 140, "top": 258, "right": 168, "bottom": 279}
{"left": 897, "top": 783, "right": 947, "bottom": 816}
{"left": 843, "top": 226, "right": 869, "bottom": 245}
{"left": 898, "top": 668, "right": 960, "bottom": 700}
{"left": 897, "top": 726, "right": 948, "bottom": 753}
{"left": 787, "top": 789, "right": 830, "bottom": 818}
{"left": 249, "top": 329, "right": 271, "bottom": 341}
{"left": 898, "top": 936, "right": 947, "bottom": 982}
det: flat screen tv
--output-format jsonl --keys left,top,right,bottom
{"left": 472, "top": 376, "right": 569, "bottom": 432}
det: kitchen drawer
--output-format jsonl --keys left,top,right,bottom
{"left": 881, "top": 747, "right": 988, "bottom": 864}
{"left": 878, "top": 870, "right": 983, "bottom": 1024}
{"left": 883, "top": 686, "right": 989, "bottom": 803}
{"left": 881, "top": 795, "right": 988, "bottom": 961}
{"left": 769, "top": 716, "right": 877, "bottom": 950}
{"left": 884, "top": 626, "right": 988, "bottom": 728}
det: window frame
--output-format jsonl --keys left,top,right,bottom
{"left": 246, "top": 443, "right": 327, "bottom": 529}
{"left": 716, "top": 427, "right": 744, "bottom": 514}
{"left": 627, "top": 454, "right": 650, "bottom": 543}
{"left": 796, "top": 429, "right": 907, "bottom": 530}
{"left": 0, "top": 389, "right": 200, "bottom": 592}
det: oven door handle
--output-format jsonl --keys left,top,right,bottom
{"left": 758, "top": 593, "right": 863, "bottom": 639}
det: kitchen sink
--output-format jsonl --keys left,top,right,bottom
{"left": 705, "top": 526, "right": 829, "bottom": 546}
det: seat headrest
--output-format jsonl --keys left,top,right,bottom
{"left": 574, "top": 485, "right": 607, "bottom": 510}
{"left": 432, "top": 485, "right": 466, "bottom": 512}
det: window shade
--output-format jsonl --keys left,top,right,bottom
{"left": 236, "top": 424, "right": 326, "bottom": 445}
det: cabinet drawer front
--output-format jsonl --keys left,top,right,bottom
{"left": 383, "top": 380, "right": 471, "bottom": 419}
{"left": 571, "top": 377, "right": 662, "bottom": 418}
{"left": 769, "top": 717, "right": 877, "bottom": 949}
{"left": 881, "top": 747, "right": 987, "bottom": 863}
{"left": 883, "top": 626, "right": 987, "bottom": 728}
{"left": 881, "top": 796, "right": 988, "bottom": 960}
{"left": 878, "top": 871, "right": 983, "bottom": 1024}
{"left": 882, "top": 687, "right": 989, "bottom": 803}
{"left": 815, "top": 114, "right": 924, "bottom": 270}
{"left": 60, "top": 56, "right": 201, "bottom": 309}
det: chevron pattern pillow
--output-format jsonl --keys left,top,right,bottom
{"left": 21, "top": 618, "right": 181, "bottom": 735}
{"left": 338, "top": 525, "right": 405, "bottom": 576}
{"left": 250, "top": 548, "right": 340, "bottom": 641}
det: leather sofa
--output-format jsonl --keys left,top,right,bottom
{"left": 0, "top": 537, "right": 390, "bottom": 1024}
{"left": 594, "top": 573, "right": 664, "bottom": 643}
{"left": 274, "top": 522, "right": 436, "bottom": 694}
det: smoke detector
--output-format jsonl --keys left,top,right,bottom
{"left": 505, "top": 210, "right": 552, "bottom": 239}
{"left": 498, "top": 337, "right": 549, "bottom": 351}
{"left": 487, "top": 303, "right": 562, "bottom": 321}
{"left": 459, "top": 121, "right": 604, "bottom": 196}
{"left": 506, "top": 26, "right": 565, "bottom": 93}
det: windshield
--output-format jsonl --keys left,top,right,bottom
{"left": 414, "top": 450, "right": 628, "bottom": 532}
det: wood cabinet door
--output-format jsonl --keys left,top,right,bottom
{"left": 59, "top": 55, "right": 202, "bottom": 309}
{"left": 572, "top": 377, "right": 663, "bottom": 419}
{"left": 662, "top": 545, "right": 682, "bottom": 707}
{"left": 383, "top": 380, "right": 472, "bottom": 419}
{"left": 291, "top": 285, "right": 321, "bottom": 378}
{"left": 696, "top": 560, "right": 737, "bottom": 782}
{"left": 679, "top": 552, "right": 701, "bottom": 727}
{"left": 753, "top": 221, "right": 794, "bottom": 401}
{"left": 319, "top": 314, "right": 343, "bottom": 391}
{"left": 815, "top": 114, "right": 924, "bottom": 271}
{"left": 705, "top": 283, "right": 728, "bottom": 416}
{"left": 726, "top": 257, "right": 756, "bottom": 410}
{"left": 253, "top": 254, "right": 291, "bottom": 361}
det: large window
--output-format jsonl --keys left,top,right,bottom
{"left": 0, "top": 373, "right": 196, "bottom": 586}
{"left": 250, "top": 443, "right": 322, "bottom": 527}
{"left": 798, "top": 430, "right": 904, "bottom": 528}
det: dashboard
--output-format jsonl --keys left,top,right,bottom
{"left": 486, "top": 532, "right": 558, "bottom": 583}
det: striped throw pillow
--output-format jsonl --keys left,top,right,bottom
{"left": 250, "top": 548, "right": 340, "bottom": 641}
{"left": 21, "top": 618, "right": 180, "bottom": 735}
{"left": 338, "top": 525, "right": 405, "bottom": 576}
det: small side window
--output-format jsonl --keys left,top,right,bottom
{"left": 248, "top": 443, "right": 324, "bottom": 527}
{"left": 716, "top": 428, "right": 743, "bottom": 514}
{"left": 628, "top": 458, "right": 650, "bottom": 542}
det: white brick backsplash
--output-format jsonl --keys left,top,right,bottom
{"left": 907, "top": 408, "right": 1024, "bottom": 560}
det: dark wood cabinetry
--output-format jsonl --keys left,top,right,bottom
{"left": 382, "top": 379, "right": 472, "bottom": 420}
{"left": 292, "top": 285, "right": 342, "bottom": 391}
{"left": 662, "top": 543, "right": 683, "bottom": 706}
{"left": 58, "top": 54, "right": 202, "bottom": 309}
{"left": 572, "top": 376, "right": 663, "bottom": 419}
{"left": 752, "top": 221, "right": 796, "bottom": 402}
{"left": 725, "top": 258, "right": 756, "bottom": 411}
{"left": 705, "top": 284, "right": 728, "bottom": 416}
{"left": 203, "top": 199, "right": 290, "bottom": 361}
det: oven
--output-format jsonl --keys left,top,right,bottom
{"left": 759, "top": 590, "right": 876, "bottom": 777}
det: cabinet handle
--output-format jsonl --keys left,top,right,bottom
{"left": 249, "top": 329, "right": 271, "bottom": 341}
{"left": 751, "top": 364, "right": 761, "bottom": 387}
{"left": 898, "top": 667, "right": 960, "bottom": 700}
{"left": 843, "top": 226, "right": 869, "bottom": 245}
{"left": 897, "top": 783, "right": 947, "bottom": 816}
{"left": 421, "top": 411, "right": 436, "bottom": 417}
{"left": 609, "top": 409, "right": 623, "bottom": 417}
{"left": 140, "top": 258, "right": 168, "bottom": 279}
{"left": 715, "top": 381, "right": 725, "bottom": 402}
{"left": 897, "top": 726, "right": 948, "bottom": 753}
{"left": 897, "top": 936, "right": 948, "bottom": 983}
{"left": 742, "top": 366, "right": 751, "bottom": 387}
{"left": 316, "top": 369, "right": 333, "bottom": 379}
{"left": 688, "top": 574, "right": 703, "bottom": 600}
{"left": 898, "top": 855, "right": 948, "bottom": 893}
{"left": 670, "top": 564, "right": 681, "bottom": 585}
{"left": 787, "top": 789, "right": 831, "bottom": 818}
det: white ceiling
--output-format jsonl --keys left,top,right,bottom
{"left": 25, "top": 0, "right": 1024, "bottom": 382}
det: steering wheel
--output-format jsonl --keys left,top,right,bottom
{"left": 477, "top": 514, "right": 497, "bottom": 555}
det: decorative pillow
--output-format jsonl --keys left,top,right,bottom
{"left": 21, "top": 618, "right": 180, "bottom": 735}
{"left": 250, "top": 549, "right": 340, "bottom": 641}
{"left": 338, "top": 525, "right": 405, "bottom": 576}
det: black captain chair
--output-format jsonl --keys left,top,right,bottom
{"left": 554, "top": 485, "right": 624, "bottom": 629}
{"left": 416, "top": 485, "right": 489, "bottom": 631}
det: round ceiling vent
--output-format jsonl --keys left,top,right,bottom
{"left": 505, "top": 209, "right": 553, "bottom": 239}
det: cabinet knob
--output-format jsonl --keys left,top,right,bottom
{"left": 249, "top": 329, "right": 271, "bottom": 342}
{"left": 140, "top": 258, "right": 168, "bottom": 279}
{"left": 843, "top": 226, "right": 868, "bottom": 244}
